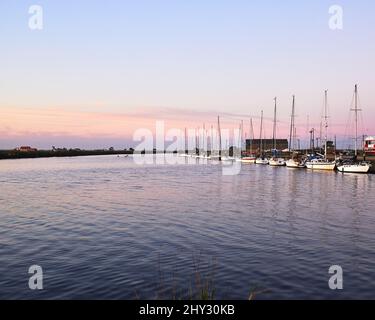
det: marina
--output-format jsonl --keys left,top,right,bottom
{"left": 173, "top": 85, "right": 374, "bottom": 175}
{"left": 1, "top": 1, "right": 374, "bottom": 305}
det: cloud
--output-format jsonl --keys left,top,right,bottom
{"left": 0, "top": 105, "right": 364, "bottom": 149}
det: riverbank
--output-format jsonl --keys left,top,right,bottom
{"left": 1, "top": 149, "right": 375, "bottom": 173}
{"left": 0, "top": 149, "right": 133, "bottom": 160}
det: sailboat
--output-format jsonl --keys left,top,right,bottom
{"left": 221, "top": 139, "right": 235, "bottom": 161}
{"left": 269, "top": 97, "right": 286, "bottom": 166}
{"left": 268, "top": 157, "right": 286, "bottom": 166}
{"left": 306, "top": 90, "right": 336, "bottom": 170}
{"left": 286, "top": 95, "right": 305, "bottom": 168}
{"left": 255, "top": 110, "right": 269, "bottom": 164}
{"left": 196, "top": 125, "right": 205, "bottom": 159}
{"left": 241, "top": 118, "right": 257, "bottom": 163}
{"left": 215, "top": 116, "right": 234, "bottom": 162}
{"left": 236, "top": 121, "right": 244, "bottom": 162}
{"left": 191, "top": 127, "right": 199, "bottom": 158}
{"left": 337, "top": 85, "right": 372, "bottom": 173}
{"left": 179, "top": 128, "right": 190, "bottom": 157}
{"left": 201, "top": 124, "right": 211, "bottom": 159}
{"left": 209, "top": 116, "right": 221, "bottom": 160}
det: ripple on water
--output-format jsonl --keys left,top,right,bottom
{"left": 0, "top": 155, "right": 375, "bottom": 299}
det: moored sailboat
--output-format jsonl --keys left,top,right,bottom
{"left": 269, "top": 158, "right": 286, "bottom": 166}
{"left": 268, "top": 97, "right": 286, "bottom": 166}
{"left": 305, "top": 158, "right": 336, "bottom": 170}
{"left": 286, "top": 95, "right": 305, "bottom": 168}
{"left": 306, "top": 90, "right": 336, "bottom": 170}
{"left": 241, "top": 118, "right": 257, "bottom": 163}
{"left": 241, "top": 157, "right": 257, "bottom": 163}
{"left": 286, "top": 158, "right": 305, "bottom": 168}
{"left": 255, "top": 157, "right": 269, "bottom": 165}
{"left": 337, "top": 85, "right": 371, "bottom": 173}
{"left": 255, "top": 110, "right": 269, "bottom": 164}
{"left": 337, "top": 161, "right": 371, "bottom": 173}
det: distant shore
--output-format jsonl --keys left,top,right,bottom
{"left": 1, "top": 149, "right": 375, "bottom": 168}
{"left": 0, "top": 149, "right": 134, "bottom": 160}
{"left": 0, "top": 149, "right": 182, "bottom": 160}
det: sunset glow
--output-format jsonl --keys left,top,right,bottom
{"left": 0, "top": 0, "right": 374, "bottom": 149}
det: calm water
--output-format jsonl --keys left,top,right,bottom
{"left": 0, "top": 155, "right": 374, "bottom": 299}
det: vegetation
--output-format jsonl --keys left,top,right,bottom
{"left": 150, "top": 254, "right": 217, "bottom": 300}
{"left": 135, "top": 253, "right": 268, "bottom": 300}
{"left": 0, "top": 149, "right": 133, "bottom": 160}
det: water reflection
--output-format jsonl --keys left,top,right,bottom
{"left": 0, "top": 155, "right": 374, "bottom": 299}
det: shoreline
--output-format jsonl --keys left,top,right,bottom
{"left": 0, "top": 150, "right": 181, "bottom": 160}
{"left": 1, "top": 150, "right": 374, "bottom": 173}
{"left": 0, "top": 149, "right": 133, "bottom": 160}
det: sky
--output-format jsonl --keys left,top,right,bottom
{"left": 0, "top": 0, "right": 374, "bottom": 149}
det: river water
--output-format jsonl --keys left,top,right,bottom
{"left": 0, "top": 155, "right": 374, "bottom": 299}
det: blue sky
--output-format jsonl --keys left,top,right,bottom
{"left": 0, "top": 1, "right": 374, "bottom": 148}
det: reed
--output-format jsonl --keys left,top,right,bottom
{"left": 152, "top": 253, "right": 217, "bottom": 300}
{"left": 144, "top": 253, "right": 269, "bottom": 300}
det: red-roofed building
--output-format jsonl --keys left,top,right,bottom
{"left": 16, "top": 146, "right": 38, "bottom": 152}
{"left": 364, "top": 136, "right": 375, "bottom": 155}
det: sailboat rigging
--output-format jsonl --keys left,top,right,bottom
{"left": 269, "top": 97, "right": 286, "bottom": 166}
{"left": 286, "top": 95, "right": 305, "bottom": 168}
{"left": 256, "top": 110, "right": 269, "bottom": 165}
{"left": 337, "top": 85, "right": 372, "bottom": 173}
{"left": 305, "top": 90, "right": 336, "bottom": 170}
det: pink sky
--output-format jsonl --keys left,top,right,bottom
{"left": 0, "top": 105, "right": 367, "bottom": 150}
{"left": 1, "top": 2, "right": 374, "bottom": 150}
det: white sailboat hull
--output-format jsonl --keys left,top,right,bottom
{"left": 306, "top": 162, "right": 336, "bottom": 170}
{"left": 269, "top": 158, "right": 286, "bottom": 166}
{"left": 210, "top": 155, "right": 221, "bottom": 160}
{"left": 221, "top": 157, "right": 235, "bottom": 162}
{"left": 286, "top": 159, "right": 305, "bottom": 168}
{"left": 255, "top": 158, "right": 269, "bottom": 165}
{"left": 240, "top": 157, "right": 256, "bottom": 164}
{"left": 337, "top": 163, "right": 371, "bottom": 173}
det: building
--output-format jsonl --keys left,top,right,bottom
{"left": 364, "top": 136, "right": 375, "bottom": 155}
{"left": 246, "top": 139, "right": 289, "bottom": 153}
{"left": 16, "top": 146, "right": 38, "bottom": 152}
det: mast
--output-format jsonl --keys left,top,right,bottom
{"left": 184, "top": 128, "right": 188, "bottom": 154}
{"left": 259, "top": 110, "right": 264, "bottom": 155}
{"left": 250, "top": 118, "right": 254, "bottom": 154}
{"left": 355, "top": 84, "right": 358, "bottom": 156}
{"left": 272, "top": 97, "right": 277, "bottom": 150}
{"left": 310, "top": 128, "right": 315, "bottom": 151}
{"left": 306, "top": 114, "right": 309, "bottom": 153}
{"left": 206, "top": 128, "right": 208, "bottom": 156}
{"left": 195, "top": 127, "right": 199, "bottom": 156}
{"left": 217, "top": 116, "right": 222, "bottom": 161}
{"left": 210, "top": 125, "right": 214, "bottom": 156}
{"left": 240, "top": 120, "right": 244, "bottom": 155}
{"left": 203, "top": 123, "right": 206, "bottom": 156}
{"left": 351, "top": 84, "right": 361, "bottom": 156}
{"left": 324, "top": 90, "right": 328, "bottom": 160}
{"left": 334, "top": 135, "right": 337, "bottom": 154}
{"left": 289, "top": 95, "right": 295, "bottom": 152}
{"left": 319, "top": 121, "right": 323, "bottom": 151}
